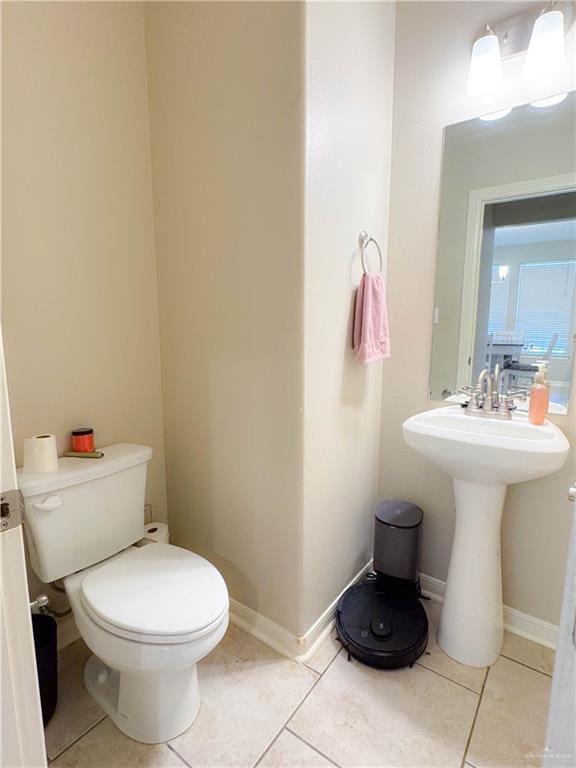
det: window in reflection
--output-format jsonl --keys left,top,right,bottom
{"left": 482, "top": 216, "right": 576, "bottom": 410}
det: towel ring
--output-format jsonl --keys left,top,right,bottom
{"left": 359, "top": 231, "right": 383, "bottom": 274}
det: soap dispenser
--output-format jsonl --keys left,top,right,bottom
{"left": 528, "top": 360, "right": 550, "bottom": 425}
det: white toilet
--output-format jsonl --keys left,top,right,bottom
{"left": 19, "top": 443, "right": 229, "bottom": 744}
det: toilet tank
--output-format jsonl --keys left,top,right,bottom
{"left": 18, "top": 443, "right": 152, "bottom": 583}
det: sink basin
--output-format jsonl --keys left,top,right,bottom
{"left": 402, "top": 405, "right": 569, "bottom": 668}
{"left": 403, "top": 406, "right": 569, "bottom": 485}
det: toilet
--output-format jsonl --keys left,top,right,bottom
{"left": 19, "top": 443, "right": 229, "bottom": 744}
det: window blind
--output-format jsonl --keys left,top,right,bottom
{"left": 516, "top": 260, "right": 576, "bottom": 357}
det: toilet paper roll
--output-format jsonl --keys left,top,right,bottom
{"left": 142, "top": 522, "right": 169, "bottom": 544}
{"left": 23, "top": 434, "right": 59, "bottom": 473}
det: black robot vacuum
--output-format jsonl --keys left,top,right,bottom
{"left": 336, "top": 501, "right": 428, "bottom": 669}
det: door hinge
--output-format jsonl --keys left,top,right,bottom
{"left": 0, "top": 489, "right": 24, "bottom": 533}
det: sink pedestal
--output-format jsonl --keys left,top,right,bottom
{"left": 403, "top": 405, "right": 569, "bottom": 668}
{"left": 438, "top": 479, "right": 507, "bottom": 668}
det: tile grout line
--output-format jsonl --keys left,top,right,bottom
{"left": 415, "top": 658, "right": 486, "bottom": 695}
{"left": 460, "top": 664, "right": 490, "bottom": 768}
{"left": 284, "top": 726, "right": 341, "bottom": 768}
{"left": 51, "top": 636, "right": 340, "bottom": 768}
{"left": 252, "top": 727, "right": 288, "bottom": 768}
{"left": 253, "top": 646, "right": 345, "bottom": 768}
{"left": 172, "top": 641, "right": 344, "bottom": 768}
{"left": 302, "top": 633, "right": 341, "bottom": 676}
{"left": 288, "top": 645, "right": 343, "bottom": 721}
{"left": 255, "top": 633, "right": 492, "bottom": 768}
{"left": 167, "top": 741, "right": 195, "bottom": 768}
{"left": 50, "top": 638, "right": 547, "bottom": 768}
{"left": 500, "top": 653, "right": 553, "bottom": 678}
{"left": 47, "top": 713, "right": 107, "bottom": 763}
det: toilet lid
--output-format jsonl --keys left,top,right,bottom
{"left": 81, "top": 544, "right": 229, "bottom": 638}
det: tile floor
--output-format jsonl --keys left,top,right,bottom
{"left": 46, "top": 599, "right": 554, "bottom": 768}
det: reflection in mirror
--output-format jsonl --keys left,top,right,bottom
{"left": 430, "top": 93, "right": 576, "bottom": 414}
{"left": 476, "top": 197, "right": 575, "bottom": 411}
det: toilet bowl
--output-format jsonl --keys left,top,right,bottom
{"left": 65, "top": 543, "right": 229, "bottom": 744}
{"left": 19, "top": 443, "right": 229, "bottom": 744}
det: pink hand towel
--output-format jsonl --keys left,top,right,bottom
{"left": 353, "top": 272, "right": 390, "bottom": 364}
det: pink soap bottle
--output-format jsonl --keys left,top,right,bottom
{"left": 528, "top": 361, "right": 550, "bottom": 426}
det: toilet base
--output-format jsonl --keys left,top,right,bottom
{"left": 84, "top": 654, "right": 201, "bottom": 743}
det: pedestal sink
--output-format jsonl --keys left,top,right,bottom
{"left": 403, "top": 406, "right": 569, "bottom": 667}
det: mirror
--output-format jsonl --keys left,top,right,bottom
{"left": 430, "top": 92, "right": 576, "bottom": 414}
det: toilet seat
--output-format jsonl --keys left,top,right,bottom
{"left": 80, "top": 543, "right": 229, "bottom": 644}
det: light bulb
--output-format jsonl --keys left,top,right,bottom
{"left": 498, "top": 265, "right": 509, "bottom": 280}
{"left": 467, "top": 30, "right": 504, "bottom": 97}
{"left": 524, "top": 10, "right": 565, "bottom": 81}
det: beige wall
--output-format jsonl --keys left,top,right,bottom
{"left": 302, "top": 1, "right": 396, "bottom": 631}
{"left": 146, "top": 1, "right": 396, "bottom": 636}
{"left": 2, "top": 2, "right": 167, "bottom": 601}
{"left": 145, "top": 2, "right": 305, "bottom": 633}
{"left": 382, "top": 1, "right": 576, "bottom": 625}
{"left": 3, "top": 0, "right": 572, "bottom": 640}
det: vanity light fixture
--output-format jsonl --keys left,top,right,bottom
{"left": 524, "top": 7, "right": 566, "bottom": 81}
{"left": 466, "top": 26, "right": 504, "bottom": 97}
{"left": 467, "top": 3, "right": 573, "bottom": 104}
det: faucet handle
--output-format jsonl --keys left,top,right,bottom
{"left": 500, "top": 394, "right": 516, "bottom": 410}
{"left": 459, "top": 385, "right": 484, "bottom": 399}
{"left": 459, "top": 387, "right": 484, "bottom": 412}
{"left": 507, "top": 389, "right": 530, "bottom": 400}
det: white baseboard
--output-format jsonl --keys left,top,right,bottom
{"left": 420, "top": 573, "right": 558, "bottom": 649}
{"left": 419, "top": 573, "right": 446, "bottom": 602}
{"left": 56, "top": 560, "right": 374, "bottom": 658}
{"left": 57, "top": 566, "right": 558, "bottom": 656}
{"left": 502, "top": 605, "right": 558, "bottom": 650}
{"left": 230, "top": 560, "right": 373, "bottom": 662}
{"left": 229, "top": 599, "right": 304, "bottom": 659}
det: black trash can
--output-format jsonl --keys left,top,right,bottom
{"left": 373, "top": 500, "right": 423, "bottom": 585}
{"left": 32, "top": 613, "right": 58, "bottom": 724}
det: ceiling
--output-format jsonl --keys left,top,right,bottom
{"left": 494, "top": 218, "right": 576, "bottom": 246}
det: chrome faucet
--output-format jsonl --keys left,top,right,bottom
{"left": 477, "top": 368, "right": 494, "bottom": 411}
{"left": 460, "top": 367, "right": 526, "bottom": 420}
{"left": 493, "top": 363, "right": 502, "bottom": 403}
